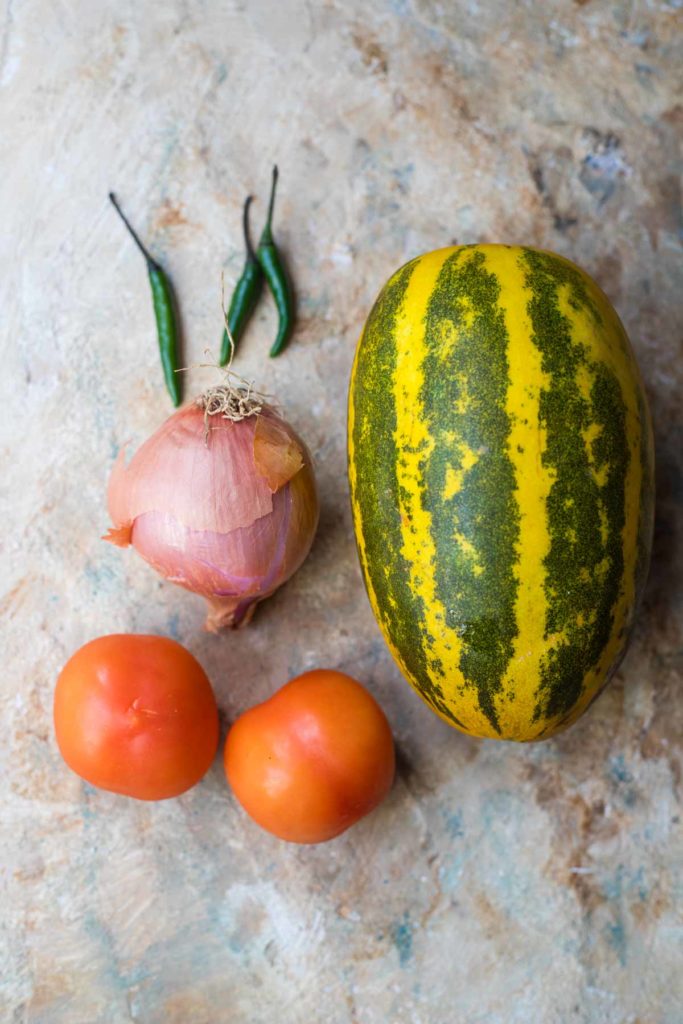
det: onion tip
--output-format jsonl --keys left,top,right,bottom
{"left": 102, "top": 524, "right": 133, "bottom": 548}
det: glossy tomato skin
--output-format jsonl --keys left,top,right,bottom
{"left": 54, "top": 634, "right": 219, "bottom": 800}
{"left": 224, "top": 669, "right": 395, "bottom": 843}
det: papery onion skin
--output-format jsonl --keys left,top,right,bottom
{"left": 104, "top": 402, "right": 319, "bottom": 630}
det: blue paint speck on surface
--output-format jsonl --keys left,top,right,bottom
{"left": 602, "top": 864, "right": 648, "bottom": 904}
{"left": 165, "top": 612, "right": 181, "bottom": 641}
{"left": 608, "top": 755, "right": 638, "bottom": 805}
{"left": 609, "top": 755, "right": 634, "bottom": 785}
{"left": 444, "top": 808, "right": 464, "bottom": 839}
{"left": 84, "top": 559, "right": 120, "bottom": 596}
{"left": 79, "top": 788, "right": 99, "bottom": 822}
{"left": 440, "top": 849, "right": 468, "bottom": 892}
{"left": 605, "top": 920, "right": 627, "bottom": 967}
{"left": 635, "top": 868, "right": 648, "bottom": 903}
{"left": 392, "top": 162, "right": 415, "bottom": 194}
{"left": 392, "top": 913, "right": 413, "bottom": 966}
{"left": 602, "top": 864, "right": 624, "bottom": 902}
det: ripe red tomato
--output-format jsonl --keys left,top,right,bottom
{"left": 224, "top": 669, "right": 395, "bottom": 843}
{"left": 54, "top": 634, "right": 219, "bottom": 800}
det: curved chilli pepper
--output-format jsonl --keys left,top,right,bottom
{"left": 109, "top": 193, "right": 182, "bottom": 407}
{"left": 257, "top": 166, "right": 295, "bottom": 358}
{"left": 220, "top": 195, "right": 263, "bottom": 365}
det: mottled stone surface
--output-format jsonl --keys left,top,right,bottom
{"left": 2, "top": 1, "right": 682, "bottom": 1021}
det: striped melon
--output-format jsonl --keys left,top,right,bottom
{"left": 348, "top": 245, "right": 654, "bottom": 741}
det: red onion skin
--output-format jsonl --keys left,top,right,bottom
{"left": 105, "top": 403, "right": 319, "bottom": 630}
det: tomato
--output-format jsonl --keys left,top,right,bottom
{"left": 224, "top": 669, "right": 395, "bottom": 843}
{"left": 54, "top": 634, "right": 219, "bottom": 800}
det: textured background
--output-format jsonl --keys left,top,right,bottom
{"left": 2, "top": 1, "right": 682, "bottom": 1022}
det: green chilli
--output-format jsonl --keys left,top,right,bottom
{"left": 219, "top": 195, "right": 263, "bottom": 365}
{"left": 109, "top": 193, "right": 182, "bottom": 407}
{"left": 257, "top": 166, "right": 295, "bottom": 358}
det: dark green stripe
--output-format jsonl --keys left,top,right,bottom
{"left": 419, "top": 249, "right": 520, "bottom": 733}
{"left": 634, "top": 387, "right": 655, "bottom": 612}
{"left": 522, "top": 248, "right": 630, "bottom": 723}
{"left": 350, "top": 259, "right": 457, "bottom": 724}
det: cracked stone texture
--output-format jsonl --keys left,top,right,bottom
{"left": 2, "top": 1, "right": 682, "bottom": 1022}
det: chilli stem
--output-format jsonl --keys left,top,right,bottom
{"left": 109, "top": 192, "right": 159, "bottom": 270}
{"left": 264, "top": 165, "right": 278, "bottom": 235}
{"left": 242, "top": 195, "right": 257, "bottom": 260}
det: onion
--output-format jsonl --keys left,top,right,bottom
{"left": 104, "top": 384, "right": 319, "bottom": 631}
